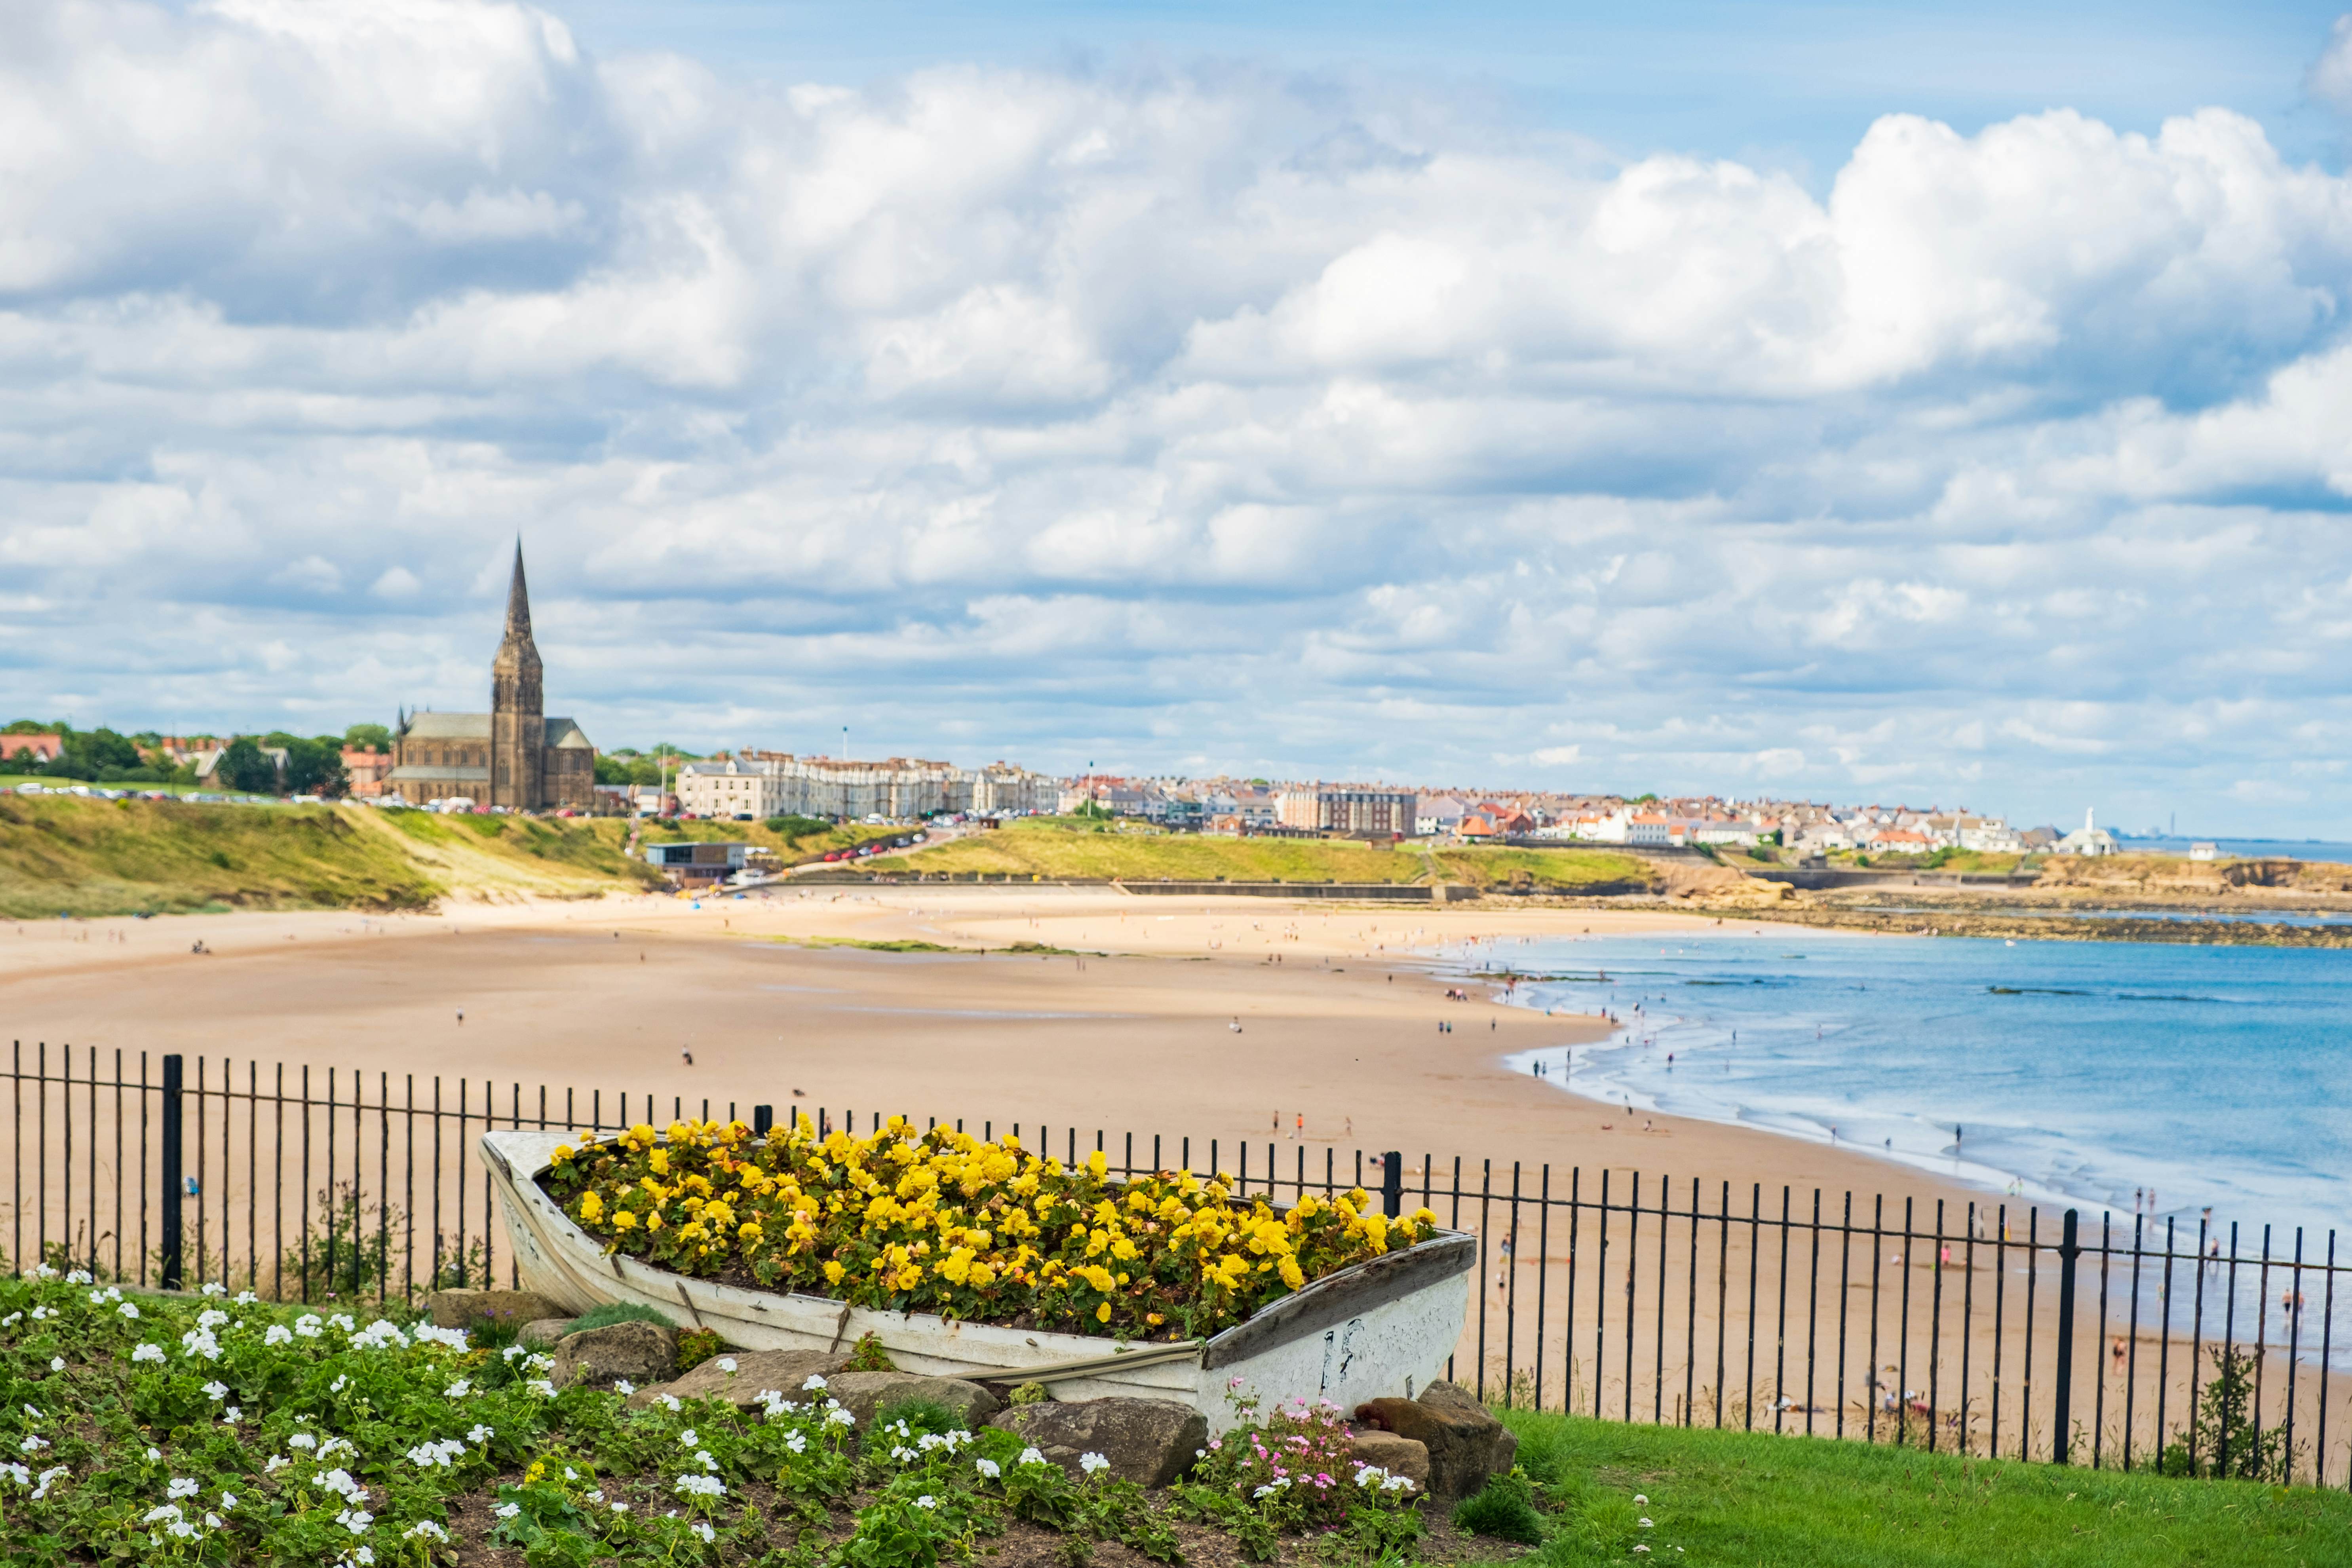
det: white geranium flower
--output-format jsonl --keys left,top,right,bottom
{"left": 167, "top": 1477, "right": 200, "bottom": 1498}
{"left": 1079, "top": 1452, "right": 1110, "bottom": 1475}
{"left": 263, "top": 1325, "right": 293, "bottom": 1346}
{"left": 975, "top": 1458, "right": 1001, "bottom": 1479}
{"left": 116, "top": 1302, "right": 140, "bottom": 1319}
{"left": 716, "top": 1357, "right": 737, "bottom": 1372}
{"left": 403, "top": 1522, "right": 449, "bottom": 1541}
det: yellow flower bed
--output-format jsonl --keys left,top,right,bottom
{"left": 543, "top": 1115, "right": 1441, "bottom": 1340}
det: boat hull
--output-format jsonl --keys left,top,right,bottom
{"left": 480, "top": 1130, "right": 1472, "bottom": 1429}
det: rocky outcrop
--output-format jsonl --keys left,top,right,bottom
{"left": 519, "top": 1318, "right": 574, "bottom": 1350}
{"left": 826, "top": 1370, "right": 1000, "bottom": 1430}
{"left": 628, "top": 1348, "right": 851, "bottom": 1412}
{"left": 1348, "top": 1428, "right": 1430, "bottom": 1493}
{"left": 424, "top": 1289, "right": 565, "bottom": 1332}
{"left": 1354, "top": 1381, "right": 1515, "bottom": 1499}
{"left": 550, "top": 1320, "right": 677, "bottom": 1391}
{"left": 989, "top": 1397, "right": 1207, "bottom": 1488}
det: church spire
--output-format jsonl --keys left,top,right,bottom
{"left": 504, "top": 541, "right": 532, "bottom": 640}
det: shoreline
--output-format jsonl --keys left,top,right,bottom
{"left": 0, "top": 889, "right": 1994, "bottom": 1225}
{"left": 0, "top": 888, "right": 2322, "bottom": 1245}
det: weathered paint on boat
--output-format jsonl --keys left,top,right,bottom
{"left": 481, "top": 1130, "right": 1473, "bottom": 1429}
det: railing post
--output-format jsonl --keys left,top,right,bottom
{"left": 1381, "top": 1151, "right": 1403, "bottom": 1218}
{"left": 160, "top": 1054, "right": 184, "bottom": 1290}
{"left": 2053, "top": 1208, "right": 2080, "bottom": 1463}
{"left": 752, "top": 1104, "right": 773, "bottom": 1140}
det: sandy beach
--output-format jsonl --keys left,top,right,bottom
{"left": 0, "top": 886, "right": 1948, "bottom": 1208}
{"left": 2, "top": 886, "right": 2339, "bottom": 1476}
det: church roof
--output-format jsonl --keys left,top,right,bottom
{"left": 403, "top": 712, "right": 492, "bottom": 740}
{"left": 398, "top": 712, "right": 591, "bottom": 748}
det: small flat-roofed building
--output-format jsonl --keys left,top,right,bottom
{"left": 641, "top": 840, "right": 749, "bottom": 884}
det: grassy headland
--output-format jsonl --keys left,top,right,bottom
{"left": 860, "top": 816, "right": 1656, "bottom": 891}
{"left": 1503, "top": 1407, "right": 2352, "bottom": 1565}
{"left": 0, "top": 796, "right": 905, "bottom": 917}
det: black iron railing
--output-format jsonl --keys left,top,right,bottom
{"left": 4, "top": 1044, "right": 2344, "bottom": 1488}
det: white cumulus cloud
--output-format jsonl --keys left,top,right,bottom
{"left": 3, "top": 0, "right": 2352, "bottom": 831}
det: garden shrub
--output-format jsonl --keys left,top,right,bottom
{"left": 543, "top": 1115, "right": 1440, "bottom": 1339}
{"left": 1454, "top": 1472, "right": 1545, "bottom": 1543}
{"left": 566, "top": 1300, "right": 675, "bottom": 1334}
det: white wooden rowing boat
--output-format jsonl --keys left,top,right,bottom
{"left": 481, "top": 1130, "right": 1473, "bottom": 1429}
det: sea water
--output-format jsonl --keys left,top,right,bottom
{"left": 1445, "top": 928, "right": 2350, "bottom": 1250}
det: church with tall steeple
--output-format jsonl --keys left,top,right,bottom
{"left": 386, "top": 545, "right": 598, "bottom": 810}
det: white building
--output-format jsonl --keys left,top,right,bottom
{"left": 1626, "top": 812, "right": 1686, "bottom": 847}
{"left": 1956, "top": 816, "right": 2025, "bottom": 853}
{"left": 678, "top": 753, "right": 1057, "bottom": 823}
{"left": 2057, "top": 808, "right": 2120, "bottom": 857}
{"left": 1414, "top": 796, "right": 1468, "bottom": 836}
{"left": 677, "top": 757, "right": 786, "bottom": 819}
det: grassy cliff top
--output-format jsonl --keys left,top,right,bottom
{"left": 861, "top": 817, "right": 1655, "bottom": 891}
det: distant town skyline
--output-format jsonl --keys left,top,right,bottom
{"left": 11, "top": 2, "right": 2352, "bottom": 836}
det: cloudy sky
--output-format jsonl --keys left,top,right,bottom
{"left": 11, "top": 0, "right": 2352, "bottom": 833}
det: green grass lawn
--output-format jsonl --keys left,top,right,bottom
{"left": 1499, "top": 1408, "right": 2351, "bottom": 1566}
{"left": 861, "top": 817, "right": 1656, "bottom": 891}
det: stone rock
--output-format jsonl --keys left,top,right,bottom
{"left": 1348, "top": 1429, "right": 1430, "bottom": 1495}
{"left": 551, "top": 1320, "right": 677, "bottom": 1391}
{"left": 519, "top": 1318, "right": 574, "bottom": 1350}
{"left": 988, "top": 1398, "right": 1207, "bottom": 1488}
{"left": 627, "top": 1348, "right": 852, "bottom": 1412}
{"left": 1354, "top": 1382, "right": 1515, "bottom": 1499}
{"left": 826, "top": 1370, "right": 1000, "bottom": 1431}
{"left": 424, "top": 1289, "right": 565, "bottom": 1332}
